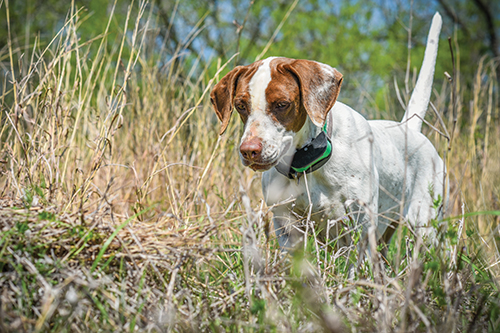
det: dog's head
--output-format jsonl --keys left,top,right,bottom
{"left": 210, "top": 57, "right": 343, "bottom": 171}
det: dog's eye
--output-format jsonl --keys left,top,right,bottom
{"left": 276, "top": 101, "right": 290, "bottom": 110}
{"left": 235, "top": 103, "right": 247, "bottom": 113}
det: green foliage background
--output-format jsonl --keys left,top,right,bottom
{"left": 2, "top": 0, "right": 498, "bottom": 119}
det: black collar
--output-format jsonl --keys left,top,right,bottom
{"left": 275, "top": 113, "right": 333, "bottom": 180}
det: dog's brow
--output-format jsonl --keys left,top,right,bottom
{"left": 248, "top": 57, "right": 275, "bottom": 112}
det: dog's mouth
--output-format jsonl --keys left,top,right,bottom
{"left": 241, "top": 156, "right": 276, "bottom": 171}
{"left": 248, "top": 162, "right": 275, "bottom": 171}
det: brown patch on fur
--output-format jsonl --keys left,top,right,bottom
{"left": 265, "top": 58, "right": 307, "bottom": 132}
{"left": 275, "top": 58, "right": 343, "bottom": 128}
{"left": 210, "top": 61, "right": 262, "bottom": 135}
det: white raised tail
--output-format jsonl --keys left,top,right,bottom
{"left": 401, "top": 12, "right": 442, "bottom": 132}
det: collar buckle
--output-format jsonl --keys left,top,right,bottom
{"left": 292, "top": 171, "right": 302, "bottom": 185}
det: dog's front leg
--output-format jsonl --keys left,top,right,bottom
{"left": 342, "top": 162, "right": 381, "bottom": 262}
{"left": 271, "top": 205, "right": 304, "bottom": 251}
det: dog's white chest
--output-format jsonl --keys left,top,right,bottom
{"left": 263, "top": 170, "right": 346, "bottom": 220}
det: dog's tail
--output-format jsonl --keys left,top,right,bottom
{"left": 401, "top": 12, "right": 442, "bottom": 132}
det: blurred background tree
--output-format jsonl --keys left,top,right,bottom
{"left": 1, "top": 0, "right": 498, "bottom": 118}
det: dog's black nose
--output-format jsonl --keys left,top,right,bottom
{"left": 240, "top": 138, "right": 262, "bottom": 161}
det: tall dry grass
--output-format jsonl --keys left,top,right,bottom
{"left": 0, "top": 1, "right": 499, "bottom": 331}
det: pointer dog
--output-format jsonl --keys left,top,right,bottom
{"left": 211, "top": 13, "right": 445, "bottom": 250}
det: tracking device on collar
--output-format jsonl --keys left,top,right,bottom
{"left": 275, "top": 117, "right": 333, "bottom": 180}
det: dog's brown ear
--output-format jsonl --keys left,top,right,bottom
{"left": 281, "top": 60, "right": 343, "bottom": 127}
{"left": 210, "top": 66, "right": 248, "bottom": 135}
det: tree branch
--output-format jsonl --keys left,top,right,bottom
{"left": 472, "top": 0, "right": 499, "bottom": 59}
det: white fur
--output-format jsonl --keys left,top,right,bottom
{"left": 249, "top": 57, "right": 275, "bottom": 112}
